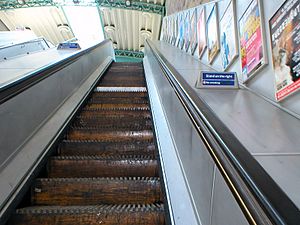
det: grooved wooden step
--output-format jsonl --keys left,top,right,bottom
{"left": 31, "top": 177, "right": 163, "bottom": 205}
{"left": 58, "top": 140, "right": 156, "bottom": 157}
{"left": 48, "top": 156, "right": 158, "bottom": 178}
{"left": 80, "top": 109, "right": 151, "bottom": 117}
{"left": 92, "top": 91, "right": 148, "bottom": 98}
{"left": 85, "top": 103, "right": 149, "bottom": 110}
{"left": 89, "top": 97, "right": 149, "bottom": 104}
{"left": 99, "top": 81, "right": 146, "bottom": 87}
{"left": 8, "top": 204, "right": 165, "bottom": 225}
{"left": 72, "top": 117, "right": 152, "bottom": 129}
{"left": 67, "top": 129, "right": 154, "bottom": 142}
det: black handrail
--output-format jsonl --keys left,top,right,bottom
{"left": 0, "top": 39, "right": 111, "bottom": 105}
{"left": 147, "top": 40, "right": 300, "bottom": 225}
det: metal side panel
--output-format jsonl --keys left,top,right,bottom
{"left": 144, "top": 43, "right": 251, "bottom": 225}
{"left": 0, "top": 42, "right": 114, "bottom": 222}
{"left": 143, "top": 57, "right": 200, "bottom": 225}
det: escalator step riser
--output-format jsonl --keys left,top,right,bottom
{"left": 9, "top": 204, "right": 165, "bottom": 225}
{"left": 58, "top": 141, "right": 156, "bottom": 157}
{"left": 72, "top": 119, "right": 152, "bottom": 129}
{"left": 88, "top": 97, "right": 149, "bottom": 104}
{"left": 67, "top": 130, "right": 153, "bottom": 142}
{"left": 85, "top": 103, "right": 149, "bottom": 110}
{"left": 76, "top": 115, "right": 151, "bottom": 121}
{"left": 99, "top": 83, "right": 146, "bottom": 87}
{"left": 32, "top": 178, "right": 163, "bottom": 205}
{"left": 100, "top": 77, "right": 146, "bottom": 81}
{"left": 79, "top": 109, "right": 151, "bottom": 117}
{"left": 48, "top": 158, "right": 158, "bottom": 178}
{"left": 92, "top": 92, "right": 148, "bottom": 98}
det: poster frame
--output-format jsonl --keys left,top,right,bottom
{"left": 220, "top": 0, "right": 239, "bottom": 71}
{"left": 269, "top": 0, "right": 300, "bottom": 102}
{"left": 178, "top": 12, "right": 185, "bottom": 50}
{"left": 189, "top": 8, "right": 198, "bottom": 55}
{"left": 206, "top": 4, "right": 220, "bottom": 64}
{"left": 197, "top": 6, "right": 207, "bottom": 59}
{"left": 184, "top": 10, "right": 191, "bottom": 52}
{"left": 238, "top": 0, "right": 268, "bottom": 83}
{"left": 173, "top": 15, "right": 179, "bottom": 46}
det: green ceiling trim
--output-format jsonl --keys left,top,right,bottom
{"left": 0, "top": 0, "right": 165, "bottom": 16}
{"left": 97, "top": 0, "right": 164, "bottom": 16}
{"left": 0, "top": 0, "right": 54, "bottom": 10}
{"left": 114, "top": 49, "right": 144, "bottom": 59}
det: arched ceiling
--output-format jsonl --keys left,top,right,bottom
{"left": 101, "top": 8, "right": 161, "bottom": 52}
{"left": 0, "top": 7, "right": 74, "bottom": 45}
{"left": 0, "top": 0, "right": 166, "bottom": 58}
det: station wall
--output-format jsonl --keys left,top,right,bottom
{"left": 162, "top": 0, "right": 300, "bottom": 118}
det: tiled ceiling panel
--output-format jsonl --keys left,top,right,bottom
{"left": 101, "top": 7, "right": 162, "bottom": 52}
{"left": 0, "top": 6, "right": 74, "bottom": 45}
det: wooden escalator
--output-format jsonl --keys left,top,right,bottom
{"left": 7, "top": 62, "right": 166, "bottom": 225}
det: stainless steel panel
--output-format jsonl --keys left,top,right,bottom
{"left": 255, "top": 155, "right": 300, "bottom": 209}
{"left": 144, "top": 56, "right": 200, "bottom": 225}
{"left": 211, "top": 168, "right": 249, "bottom": 225}
{"left": 151, "top": 41, "right": 300, "bottom": 211}
{"left": 145, "top": 46, "right": 215, "bottom": 225}
{"left": 0, "top": 41, "right": 114, "bottom": 210}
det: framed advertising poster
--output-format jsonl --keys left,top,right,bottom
{"left": 160, "top": 17, "right": 166, "bottom": 41}
{"left": 184, "top": 10, "right": 191, "bottom": 52}
{"left": 220, "top": 0, "right": 238, "bottom": 70}
{"left": 167, "top": 17, "right": 171, "bottom": 43}
{"left": 207, "top": 4, "right": 220, "bottom": 64}
{"left": 197, "top": 7, "right": 206, "bottom": 59}
{"left": 238, "top": 0, "right": 267, "bottom": 82}
{"left": 175, "top": 14, "right": 181, "bottom": 47}
{"left": 189, "top": 9, "right": 198, "bottom": 55}
{"left": 172, "top": 15, "right": 178, "bottom": 46}
{"left": 178, "top": 13, "right": 185, "bottom": 49}
{"left": 270, "top": 0, "right": 300, "bottom": 101}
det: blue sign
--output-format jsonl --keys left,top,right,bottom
{"left": 196, "top": 71, "right": 239, "bottom": 89}
{"left": 57, "top": 42, "right": 81, "bottom": 50}
{"left": 202, "top": 72, "right": 236, "bottom": 86}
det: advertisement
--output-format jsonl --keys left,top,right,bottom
{"left": 207, "top": 5, "right": 219, "bottom": 63}
{"left": 189, "top": 9, "right": 198, "bottom": 55}
{"left": 178, "top": 13, "right": 185, "bottom": 49}
{"left": 197, "top": 7, "right": 206, "bottom": 58}
{"left": 270, "top": 0, "right": 300, "bottom": 101}
{"left": 239, "top": 0, "right": 266, "bottom": 82}
{"left": 184, "top": 11, "right": 191, "bottom": 52}
{"left": 220, "top": 0, "right": 238, "bottom": 70}
{"left": 172, "top": 15, "right": 178, "bottom": 46}
{"left": 160, "top": 17, "right": 166, "bottom": 41}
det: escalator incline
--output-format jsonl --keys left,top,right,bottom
{"left": 8, "top": 62, "right": 166, "bottom": 225}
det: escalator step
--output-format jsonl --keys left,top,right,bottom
{"left": 72, "top": 116, "right": 152, "bottom": 128}
{"left": 8, "top": 204, "right": 165, "bottom": 225}
{"left": 47, "top": 156, "right": 158, "bottom": 178}
{"left": 89, "top": 97, "right": 149, "bottom": 104}
{"left": 31, "top": 177, "right": 163, "bottom": 205}
{"left": 92, "top": 91, "right": 147, "bottom": 98}
{"left": 58, "top": 140, "right": 156, "bottom": 157}
{"left": 85, "top": 103, "right": 150, "bottom": 110}
{"left": 99, "top": 82, "right": 146, "bottom": 87}
{"left": 79, "top": 108, "right": 151, "bottom": 117}
{"left": 66, "top": 129, "right": 153, "bottom": 142}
